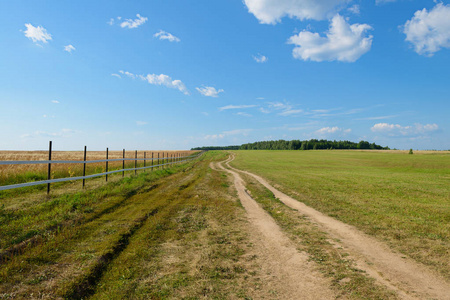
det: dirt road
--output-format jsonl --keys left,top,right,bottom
{"left": 213, "top": 157, "right": 337, "bottom": 299}
{"left": 218, "top": 155, "right": 450, "bottom": 300}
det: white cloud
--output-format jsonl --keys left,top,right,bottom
{"left": 219, "top": 104, "right": 257, "bottom": 111}
{"left": 316, "top": 126, "right": 351, "bottom": 135}
{"left": 136, "top": 121, "right": 148, "bottom": 126}
{"left": 51, "top": 100, "right": 59, "bottom": 104}
{"left": 204, "top": 129, "right": 253, "bottom": 140}
{"left": 140, "top": 73, "right": 189, "bottom": 95}
{"left": 107, "top": 18, "right": 115, "bottom": 26}
{"left": 120, "top": 14, "right": 148, "bottom": 29}
{"left": 259, "top": 107, "right": 270, "bottom": 113}
{"left": 288, "top": 14, "right": 373, "bottom": 62}
{"left": 154, "top": 30, "right": 180, "bottom": 42}
{"left": 24, "top": 24, "right": 52, "bottom": 44}
{"left": 119, "top": 70, "right": 189, "bottom": 95}
{"left": 236, "top": 112, "right": 253, "bottom": 117}
{"left": 317, "top": 126, "right": 339, "bottom": 133}
{"left": 64, "top": 44, "right": 76, "bottom": 53}
{"left": 119, "top": 70, "right": 136, "bottom": 79}
{"left": 403, "top": 3, "right": 450, "bottom": 56}
{"left": 376, "top": 0, "right": 397, "bottom": 4}
{"left": 279, "top": 109, "right": 303, "bottom": 116}
{"left": 265, "top": 101, "right": 303, "bottom": 116}
{"left": 111, "top": 73, "right": 122, "bottom": 79}
{"left": 348, "top": 4, "right": 360, "bottom": 15}
{"left": 356, "top": 115, "right": 397, "bottom": 120}
{"left": 204, "top": 133, "right": 225, "bottom": 140}
{"left": 21, "top": 128, "right": 79, "bottom": 139}
{"left": 268, "top": 101, "right": 291, "bottom": 110}
{"left": 196, "top": 86, "right": 224, "bottom": 97}
{"left": 253, "top": 53, "right": 268, "bottom": 63}
{"left": 243, "top": 0, "right": 351, "bottom": 24}
{"left": 371, "top": 123, "right": 439, "bottom": 136}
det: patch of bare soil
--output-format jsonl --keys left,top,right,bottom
{"left": 226, "top": 155, "right": 450, "bottom": 300}
{"left": 212, "top": 159, "right": 336, "bottom": 300}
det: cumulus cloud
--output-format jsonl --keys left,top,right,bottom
{"left": 24, "top": 24, "right": 52, "bottom": 44}
{"left": 111, "top": 73, "right": 121, "bottom": 79}
{"left": 288, "top": 14, "right": 373, "bottom": 62}
{"left": 154, "top": 30, "right": 180, "bottom": 42}
{"left": 316, "top": 126, "right": 351, "bottom": 134}
{"left": 120, "top": 14, "right": 148, "bottom": 29}
{"left": 196, "top": 86, "right": 224, "bottom": 97}
{"left": 219, "top": 104, "right": 257, "bottom": 111}
{"left": 51, "top": 100, "right": 59, "bottom": 104}
{"left": 243, "top": 0, "right": 351, "bottom": 24}
{"left": 140, "top": 73, "right": 189, "bottom": 95}
{"left": 371, "top": 123, "right": 439, "bottom": 136}
{"left": 64, "top": 44, "right": 76, "bottom": 53}
{"left": 253, "top": 53, "right": 268, "bottom": 63}
{"left": 403, "top": 3, "right": 450, "bottom": 56}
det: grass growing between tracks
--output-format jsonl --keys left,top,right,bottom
{"left": 231, "top": 150, "right": 450, "bottom": 279}
{"left": 0, "top": 152, "right": 266, "bottom": 299}
{"left": 241, "top": 173, "right": 397, "bottom": 299}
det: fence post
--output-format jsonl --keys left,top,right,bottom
{"left": 144, "top": 152, "right": 146, "bottom": 172}
{"left": 82, "top": 146, "right": 87, "bottom": 189}
{"left": 122, "top": 149, "right": 125, "bottom": 178}
{"left": 135, "top": 150, "right": 137, "bottom": 176}
{"left": 47, "top": 141, "right": 52, "bottom": 194}
{"left": 106, "top": 147, "right": 109, "bottom": 182}
{"left": 157, "top": 153, "right": 160, "bottom": 170}
{"left": 152, "top": 152, "right": 154, "bottom": 172}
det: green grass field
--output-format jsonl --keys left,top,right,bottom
{"left": 1, "top": 150, "right": 448, "bottom": 299}
{"left": 0, "top": 152, "right": 274, "bottom": 299}
{"left": 230, "top": 150, "right": 450, "bottom": 279}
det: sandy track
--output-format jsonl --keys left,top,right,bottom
{"left": 213, "top": 157, "right": 336, "bottom": 299}
{"left": 225, "top": 155, "right": 450, "bottom": 300}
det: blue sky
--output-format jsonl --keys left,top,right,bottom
{"left": 0, "top": 0, "right": 449, "bottom": 151}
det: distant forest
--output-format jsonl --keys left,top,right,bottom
{"left": 191, "top": 139, "right": 389, "bottom": 151}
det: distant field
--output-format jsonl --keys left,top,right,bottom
{"left": 230, "top": 150, "right": 450, "bottom": 278}
{"left": 0, "top": 150, "right": 196, "bottom": 189}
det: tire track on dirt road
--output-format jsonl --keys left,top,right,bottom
{"left": 213, "top": 157, "right": 337, "bottom": 300}
{"left": 225, "top": 154, "right": 450, "bottom": 300}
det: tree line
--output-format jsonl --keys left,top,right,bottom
{"left": 192, "top": 139, "right": 389, "bottom": 151}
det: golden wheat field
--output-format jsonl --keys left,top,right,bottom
{"left": 0, "top": 150, "right": 197, "bottom": 186}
